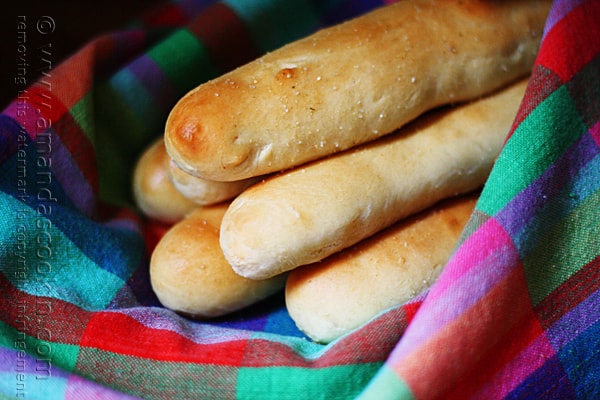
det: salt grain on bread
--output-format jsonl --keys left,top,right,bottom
{"left": 150, "top": 203, "right": 287, "bottom": 318}
{"left": 220, "top": 79, "right": 528, "bottom": 279}
{"left": 165, "top": 0, "right": 550, "bottom": 182}
{"left": 285, "top": 193, "right": 478, "bottom": 343}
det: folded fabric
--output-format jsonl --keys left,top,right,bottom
{"left": 0, "top": 0, "right": 598, "bottom": 399}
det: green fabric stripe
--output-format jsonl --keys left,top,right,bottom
{"left": 94, "top": 30, "right": 219, "bottom": 207}
{"left": 0, "top": 321, "right": 80, "bottom": 374}
{"left": 356, "top": 365, "right": 414, "bottom": 400}
{"left": 68, "top": 92, "right": 96, "bottom": 146}
{"left": 236, "top": 363, "right": 382, "bottom": 400}
{"left": 94, "top": 80, "right": 150, "bottom": 207}
{"left": 148, "top": 29, "right": 220, "bottom": 95}
{"left": 523, "top": 187, "right": 600, "bottom": 306}
{"left": 223, "top": 0, "right": 320, "bottom": 52}
{"left": 110, "top": 68, "right": 163, "bottom": 136}
{"left": 76, "top": 347, "right": 237, "bottom": 400}
{"left": 96, "top": 77, "right": 153, "bottom": 150}
{"left": 479, "top": 86, "right": 587, "bottom": 216}
{"left": 0, "top": 194, "right": 126, "bottom": 309}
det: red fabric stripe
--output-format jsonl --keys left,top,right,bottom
{"left": 505, "top": 65, "right": 564, "bottom": 143}
{"left": 242, "top": 306, "right": 409, "bottom": 367}
{"left": 142, "top": 219, "right": 173, "bottom": 257}
{"left": 141, "top": 3, "right": 189, "bottom": 27}
{"left": 444, "top": 299, "right": 548, "bottom": 398}
{"left": 23, "top": 86, "right": 99, "bottom": 197}
{"left": 25, "top": 86, "right": 69, "bottom": 128}
{"left": 403, "top": 299, "right": 422, "bottom": 325}
{"left": 535, "top": 0, "right": 600, "bottom": 83}
{"left": 80, "top": 311, "right": 248, "bottom": 365}
{"left": 396, "top": 265, "right": 539, "bottom": 399}
{"left": 0, "top": 273, "right": 91, "bottom": 344}
{"left": 188, "top": 3, "right": 262, "bottom": 73}
{"left": 534, "top": 254, "right": 600, "bottom": 330}
{"left": 52, "top": 110, "right": 99, "bottom": 197}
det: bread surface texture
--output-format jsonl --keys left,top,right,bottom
{"left": 220, "top": 79, "right": 528, "bottom": 279}
{"left": 285, "top": 193, "right": 477, "bottom": 343}
{"left": 132, "top": 138, "right": 197, "bottom": 223}
{"left": 150, "top": 203, "right": 286, "bottom": 318}
{"left": 167, "top": 157, "right": 261, "bottom": 206}
{"left": 165, "top": 0, "right": 550, "bottom": 181}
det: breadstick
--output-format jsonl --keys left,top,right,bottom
{"left": 133, "top": 138, "right": 197, "bottom": 223}
{"left": 167, "top": 156, "right": 262, "bottom": 206}
{"left": 220, "top": 79, "right": 528, "bottom": 279}
{"left": 150, "top": 203, "right": 287, "bottom": 318}
{"left": 286, "top": 193, "right": 478, "bottom": 343}
{"left": 165, "top": 0, "right": 549, "bottom": 181}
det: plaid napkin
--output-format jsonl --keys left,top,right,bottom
{"left": 1, "top": 0, "right": 598, "bottom": 399}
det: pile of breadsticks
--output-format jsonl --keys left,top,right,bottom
{"left": 133, "top": 0, "right": 551, "bottom": 343}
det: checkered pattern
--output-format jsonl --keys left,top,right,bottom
{"left": 1, "top": 0, "right": 598, "bottom": 399}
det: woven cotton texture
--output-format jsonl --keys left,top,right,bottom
{"left": 1, "top": 0, "right": 598, "bottom": 399}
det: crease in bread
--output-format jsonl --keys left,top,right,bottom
{"left": 220, "top": 79, "right": 529, "bottom": 280}
{"left": 167, "top": 156, "right": 262, "bottom": 206}
{"left": 165, "top": 0, "right": 550, "bottom": 181}
{"left": 285, "top": 192, "right": 478, "bottom": 343}
{"left": 150, "top": 203, "right": 287, "bottom": 318}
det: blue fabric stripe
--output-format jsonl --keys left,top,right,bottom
{"left": 559, "top": 316, "right": 600, "bottom": 399}
{"left": 506, "top": 353, "right": 576, "bottom": 399}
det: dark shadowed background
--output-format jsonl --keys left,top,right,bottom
{"left": 1, "top": 1, "right": 166, "bottom": 110}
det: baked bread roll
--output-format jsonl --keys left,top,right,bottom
{"left": 133, "top": 138, "right": 197, "bottom": 223}
{"left": 220, "top": 79, "right": 528, "bottom": 279}
{"left": 167, "top": 157, "right": 262, "bottom": 206}
{"left": 150, "top": 203, "right": 287, "bottom": 318}
{"left": 165, "top": 0, "right": 550, "bottom": 182}
{"left": 285, "top": 193, "right": 478, "bottom": 343}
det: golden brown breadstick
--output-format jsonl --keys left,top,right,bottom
{"left": 167, "top": 157, "right": 261, "bottom": 206}
{"left": 150, "top": 203, "right": 287, "bottom": 318}
{"left": 285, "top": 193, "right": 478, "bottom": 343}
{"left": 165, "top": 0, "right": 549, "bottom": 181}
{"left": 132, "top": 138, "right": 197, "bottom": 223}
{"left": 220, "top": 79, "right": 528, "bottom": 279}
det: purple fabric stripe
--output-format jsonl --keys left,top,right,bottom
{"left": 542, "top": 0, "right": 586, "bottom": 40}
{"left": 126, "top": 54, "right": 178, "bottom": 112}
{"left": 3, "top": 102, "right": 41, "bottom": 140}
{"left": 94, "top": 30, "right": 149, "bottom": 78}
{"left": 105, "top": 308, "right": 253, "bottom": 344}
{"left": 546, "top": 287, "right": 600, "bottom": 350}
{"left": 497, "top": 129, "right": 599, "bottom": 241}
{"left": 0, "top": 109, "right": 95, "bottom": 216}
{"left": 45, "top": 130, "right": 96, "bottom": 217}
{"left": 0, "top": 345, "right": 70, "bottom": 378}
{"left": 102, "top": 216, "right": 142, "bottom": 236}
{"left": 65, "top": 374, "right": 143, "bottom": 400}
{"left": 177, "top": 0, "right": 219, "bottom": 19}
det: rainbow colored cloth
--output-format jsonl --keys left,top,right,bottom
{"left": 1, "top": 0, "right": 599, "bottom": 399}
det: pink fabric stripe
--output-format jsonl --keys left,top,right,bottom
{"left": 542, "top": 0, "right": 586, "bottom": 40}
{"left": 388, "top": 217, "right": 519, "bottom": 364}
{"left": 391, "top": 266, "right": 533, "bottom": 399}
{"left": 473, "top": 332, "right": 556, "bottom": 399}
{"left": 591, "top": 120, "right": 600, "bottom": 147}
{"left": 4, "top": 101, "right": 41, "bottom": 140}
